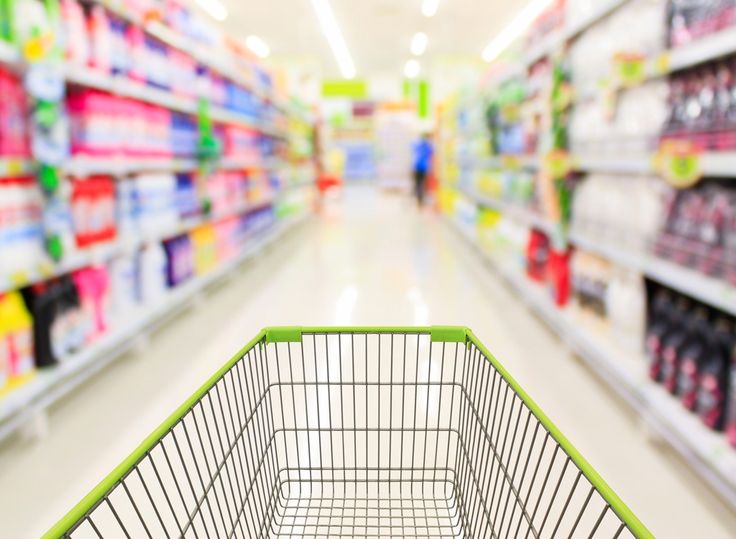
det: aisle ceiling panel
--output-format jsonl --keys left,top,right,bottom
{"left": 222, "top": 0, "right": 519, "bottom": 76}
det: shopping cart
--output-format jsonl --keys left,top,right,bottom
{"left": 45, "top": 327, "right": 652, "bottom": 538}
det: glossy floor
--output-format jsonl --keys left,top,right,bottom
{"left": 1, "top": 186, "right": 735, "bottom": 537}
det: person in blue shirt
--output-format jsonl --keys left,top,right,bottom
{"left": 412, "top": 133, "right": 434, "bottom": 206}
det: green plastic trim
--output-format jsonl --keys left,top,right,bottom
{"left": 465, "top": 328, "right": 653, "bottom": 539}
{"left": 42, "top": 329, "right": 268, "bottom": 539}
{"left": 265, "top": 326, "right": 302, "bottom": 343}
{"left": 430, "top": 326, "right": 467, "bottom": 343}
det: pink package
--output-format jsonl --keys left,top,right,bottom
{"left": 72, "top": 266, "right": 110, "bottom": 340}
{"left": 214, "top": 217, "right": 239, "bottom": 261}
{"left": 126, "top": 24, "right": 146, "bottom": 83}
{"left": 68, "top": 90, "right": 117, "bottom": 156}
{"left": 87, "top": 4, "right": 112, "bottom": 74}
{"left": 61, "top": 0, "right": 90, "bottom": 66}
{"left": 0, "top": 68, "right": 31, "bottom": 159}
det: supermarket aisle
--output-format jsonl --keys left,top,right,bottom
{"left": 1, "top": 186, "right": 735, "bottom": 538}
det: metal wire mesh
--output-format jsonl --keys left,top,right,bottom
{"left": 61, "top": 331, "right": 639, "bottom": 538}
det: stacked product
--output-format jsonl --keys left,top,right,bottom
{"left": 666, "top": 0, "right": 736, "bottom": 47}
{"left": 654, "top": 179, "right": 736, "bottom": 281}
{"left": 661, "top": 54, "right": 736, "bottom": 150}
{"left": 645, "top": 283, "right": 735, "bottom": 439}
{"left": 571, "top": 250, "right": 647, "bottom": 352}
{"left": 571, "top": 174, "right": 668, "bottom": 250}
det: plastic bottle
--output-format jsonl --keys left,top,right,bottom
{"left": 139, "top": 242, "right": 168, "bottom": 304}
{"left": 646, "top": 288, "right": 675, "bottom": 382}
{"left": 0, "top": 178, "right": 46, "bottom": 277}
{"left": 696, "top": 317, "right": 732, "bottom": 430}
{"left": 0, "top": 291, "right": 35, "bottom": 383}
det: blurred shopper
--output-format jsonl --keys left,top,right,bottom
{"left": 412, "top": 133, "right": 434, "bottom": 206}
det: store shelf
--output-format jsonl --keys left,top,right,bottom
{"left": 573, "top": 152, "right": 736, "bottom": 178}
{"left": 0, "top": 158, "right": 36, "bottom": 178}
{"left": 570, "top": 231, "right": 736, "bottom": 317}
{"left": 573, "top": 153, "right": 653, "bottom": 175}
{"left": 477, "top": 155, "right": 539, "bottom": 171}
{"left": 0, "top": 198, "right": 277, "bottom": 296}
{"left": 64, "top": 64, "right": 282, "bottom": 136}
{"left": 669, "top": 25, "right": 736, "bottom": 72}
{"left": 446, "top": 216, "right": 736, "bottom": 509}
{"left": 0, "top": 212, "right": 309, "bottom": 442}
{"left": 459, "top": 186, "right": 556, "bottom": 235}
{"left": 63, "top": 155, "right": 277, "bottom": 177}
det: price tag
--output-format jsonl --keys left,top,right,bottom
{"left": 613, "top": 52, "right": 646, "bottom": 88}
{"left": 653, "top": 51, "right": 671, "bottom": 76}
{"left": 543, "top": 149, "right": 572, "bottom": 179}
{"left": 656, "top": 141, "right": 702, "bottom": 188}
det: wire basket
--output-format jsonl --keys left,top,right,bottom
{"left": 45, "top": 327, "right": 651, "bottom": 538}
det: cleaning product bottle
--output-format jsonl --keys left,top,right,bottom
{"left": 661, "top": 300, "right": 699, "bottom": 395}
{"left": 646, "top": 288, "right": 676, "bottom": 382}
{"left": 1, "top": 290, "right": 35, "bottom": 381}
{"left": 697, "top": 317, "right": 732, "bottom": 430}
{"left": 677, "top": 309, "right": 712, "bottom": 410}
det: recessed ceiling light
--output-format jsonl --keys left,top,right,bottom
{"left": 194, "top": 0, "right": 227, "bottom": 21}
{"left": 421, "top": 0, "right": 439, "bottom": 18}
{"left": 245, "top": 35, "right": 270, "bottom": 58}
{"left": 482, "top": 0, "right": 553, "bottom": 62}
{"left": 310, "top": 0, "right": 356, "bottom": 79}
{"left": 410, "top": 32, "right": 428, "bottom": 56}
{"left": 404, "top": 59, "right": 420, "bottom": 79}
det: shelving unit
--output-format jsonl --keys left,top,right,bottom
{"left": 0, "top": 211, "right": 310, "bottom": 442}
{"left": 445, "top": 216, "right": 736, "bottom": 509}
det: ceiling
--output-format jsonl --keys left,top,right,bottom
{"left": 220, "top": 0, "right": 520, "bottom": 79}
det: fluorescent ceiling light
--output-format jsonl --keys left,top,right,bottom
{"left": 422, "top": 0, "right": 439, "bottom": 17}
{"left": 482, "top": 0, "right": 553, "bottom": 62}
{"left": 404, "top": 59, "right": 420, "bottom": 79}
{"left": 310, "top": 0, "right": 356, "bottom": 79}
{"left": 194, "top": 0, "right": 227, "bottom": 21}
{"left": 245, "top": 35, "right": 270, "bottom": 58}
{"left": 410, "top": 32, "right": 428, "bottom": 56}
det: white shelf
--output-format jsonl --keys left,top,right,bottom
{"left": 573, "top": 152, "right": 736, "bottom": 178}
{"left": 64, "top": 65, "right": 282, "bottom": 135}
{"left": 64, "top": 156, "right": 198, "bottom": 177}
{"left": 459, "top": 186, "right": 556, "bottom": 235}
{"left": 0, "top": 213, "right": 309, "bottom": 442}
{"left": 0, "top": 197, "right": 279, "bottom": 295}
{"left": 63, "top": 156, "right": 278, "bottom": 177}
{"left": 478, "top": 155, "right": 539, "bottom": 171}
{"left": 0, "top": 158, "right": 36, "bottom": 177}
{"left": 570, "top": 231, "right": 736, "bottom": 317}
{"left": 447, "top": 217, "right": 736, "bottom": 508}
{"left": 573, "top": 154, "right": 653, "bottom": 175}
{"left": 669, "top": 26, "right": 736, "bottom": 72}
